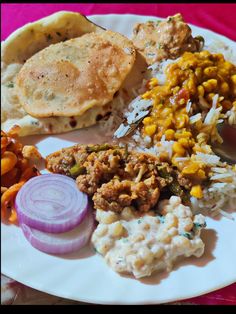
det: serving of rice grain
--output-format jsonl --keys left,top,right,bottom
{"left": 102, "top": 40, "right": 236, "bottom": 219}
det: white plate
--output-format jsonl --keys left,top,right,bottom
{"left": 1, "top": 14, "right": 236, "bottom": 305}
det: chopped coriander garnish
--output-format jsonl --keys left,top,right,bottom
{"left": 193, "top": 222, "right": 206, "bottom": 229}
{"left": 137, "top": 219, "right": 142, "bottom": 224}
{"left": 94, "top": 247, "right": 100, "bottom": 254}
{"left": 181, "top": 232, "right": 193, "bottom": 240}
{"left": 122, "top": 238, "right": 129, "bottom": 243}
{"left": 6, "top": 82, "right": 14, "bottom": 88}
{"left": 157, "top": 215, "right": 165, "bottom": 223}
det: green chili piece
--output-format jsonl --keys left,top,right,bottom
{"left": 169, "top": 181, "right": 183, "bottom": 196}
{"left": 86, "top": 144, "right": 110, "bottom": 153}
{"left": 69, "top": 164, "right": 86, "bottom": 177}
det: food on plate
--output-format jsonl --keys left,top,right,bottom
{"left": 20, "top": 210, "right": 94, "bottom": 255}
{"left": 15, "top": 174, "right": 89, "bottom": 233}
{"left": 46, "top": 144, "right": 207, "bottom": 276}
{"left": 15, "top": 174, "right": 94, "bottom": 254}
{"left": 132, "top": 13, "right": 204, "bottom": 65}
{"left": 46, "top": 144, "right": 198, "bottom": 211}
{"left": 1, "top": 11, "right": 141, "bottom": 136}
{"left": 114, "top": 49, "right": 236, "bottom": 216}
{"left": 92, "top": 196, "right": 205, "bottom": 278}
{"left": 2, "top": 11, "right": 236, "bottom": 281}
{"left": 1, "top": 126, "right": 41, "bottom": 223}
{"left": 16, "top": 30, "right": 135, "bottom": 118}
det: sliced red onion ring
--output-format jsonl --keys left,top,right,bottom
{"left": 15, "top": 174, "right": 88, "bottom": 233}
{"left": 20, "top": 210, "right": 95, "bottom": 255}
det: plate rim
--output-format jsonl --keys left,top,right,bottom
{"left": 88, "top": 13, "right": 236, "bottom": 46}
{"left": 1, "top": 13, "right": 236, "bottom": 305}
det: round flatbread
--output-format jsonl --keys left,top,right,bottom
{"left": 15, "top": 30, "right": 136, "bottom": 118}
{"left": 1, "top": 11, "right": 146, "bottom": 137}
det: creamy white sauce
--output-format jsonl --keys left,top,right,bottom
{"left": 92, "top": 196, "right": 205, "bottom": 278}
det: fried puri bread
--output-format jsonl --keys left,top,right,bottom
{"left": 15, "top": 30, "right": 136, "bottom": 118}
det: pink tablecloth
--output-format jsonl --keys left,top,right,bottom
{"left": 1, "top": 3, "right": 236, "bottom": 305}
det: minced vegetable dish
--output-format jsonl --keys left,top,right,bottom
{"left": 46, "top": 144, "right": 192, "bottom": 212}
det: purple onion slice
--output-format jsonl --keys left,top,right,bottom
{"left": 15, "top": 174, "right": 88, "bottom": 233}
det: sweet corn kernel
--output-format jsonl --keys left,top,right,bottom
{"left": 220, "top": 82, "right": 229, "bottom": 94}
{"left": 95, "top": 224, "right": 108, "bottom": 237}
{"left": 203, "top": 66, "right": 217, "bottom": 77}
{"left": 195, "top": 67, "right": 202, "bottom": 80}
{"left": 139, "top": 247, "right": 154, "bottom": 264}
{"left": 163, "top": 116, "right": 173, "bottom": 128}
{"left": 165, "top": 213, "right": 178, "bottom": 229}
{"left": 145, "top": 125, "right": 157, "bottom": 136}
{"left": 202, "top": 79, "right": 217, "bottom": 92}
{"left": 97, "top": 210, "right": 118, "bottom": 224}
{"left": 206, "top": 93, "right": 215, "bottom": 102}
{"left": 151, "top": 245, "right": 164, "bottom": 258}
{"left": 111, "top": 222, "right": 124, "bottom": 237}
{"left": 168, "top": 227, "right": 178, "bottom": 237}
{"left": 156, "top": 230, "right": 171, "bottom": 243}
{"left": 142, "top": 117, "right": 152, "bottom": 125}
{"left": 172, "top": 142, "right": 185, "bottom": 156}
{"left": 148, "top": 78, "right": 158, "bottom": 88}
{"left": 173, "top": 86, "right": 180, "bottom": 94}
{"left": 175, "top": 131, "right": 192, "bottom": 139}
{"left": 231, "top": 75, "right": 236, "bottom": 84}
{"left": 188, "top": 139, "right": 196, "bottom": 147}
{"left": 172, "top": 235, "right": 190, "bottom": 249}
{"left": 162, "top": 107, "right": 172, "bottom": 116}
{"left": 190, "top": 185, "right": 203, "bottom": 198}
{"left": 165, "top": 129, "right": 175, "bottom": 140}
{"left": 197, "top": 85, "right": 205, "bottom": 97}
{"left": 132, "top": 234, "right": 145, "bottom": 242}
{"left": 224, "top": 61, "right": 233, "bottom": 71}
{"left": 182, "top": 162, "right": 199, "bottom": 174}
{"left": 178, "top": 138, "right": 189, "bottom": 148}
{"left": 197, "top": 169, "right": 206, "bottom": 179}
{"left": 186, "top": 76, "right": 196, "bottom": 90}
{"left": 199, "top": 50, "right": 211, "bottom": 58}
{"left": 142, "top": 91, "right": 151, "bottom": 99}
{"left": 181, "top": 217, "right": 194, "bottom": 232}
{"left": 134, "top": 258, "right": 144, "bottom": 269}
{"left": 179, "top": 98, "right": 186, "bottom": 105}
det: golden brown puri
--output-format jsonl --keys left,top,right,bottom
{"left": 15, "top": 30, "right": 136, "bottom": 118}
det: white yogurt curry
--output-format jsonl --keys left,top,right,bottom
{"left": 92, "top": 196, "right": 205, "bottom": 279}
